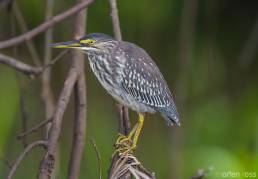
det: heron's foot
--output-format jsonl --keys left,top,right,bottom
{"left": 115, "top": 143, "right": 137, "bottom": 156}
{"left": 113, "top": 114, "right": 144, "bottom": 156}
{"left": 121, "top": 143, "right": 137, "bottom": 155}
{"left": 115, "top": 133, "right": 133, "bottom": 148}
{"left": 114, "top": 133, "right": 137, "bottom": 156}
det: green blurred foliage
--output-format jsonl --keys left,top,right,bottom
{"left": 184, "top": 147, "right": 244, "bottom": 179}
{"left": 0, "top": 67, "right": 19, "bottom": 150}
{"left": 0, "top": 0, "right": 257, "bottom": 178}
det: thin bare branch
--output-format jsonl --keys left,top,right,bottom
{"left": 6, "top": 140, "right": 47, "bottom": 179}
{"left": 0, "top": 0, "right": 95, "bottom": 49}
{"left": 67, "top": 1, "right": 87, "bottom": 178}
{"left": 118, "top": 105, "right": 130, "bottom": 135}
{"left": 90, "top": 139, "right": 102, "bottom": 179}
{"left": 108, "top": 0, "right": 122, "bottom": 41}
{"left": 42, "top": 0, "right": 55, "bottom": 139}
{"left": 41, "top": 0, "right": 58, "bottom": 176}
{"left": 38, "top": 67, "right": 78, "bottom": 179}
{"left": 0, "top": 50, "right": 68, "bottom": 76}
{"left": 67, "top": 74, "right": 86, "bottom": 179}
{"left": 0, "top": 53, "right": 42, "bottom": 75}
{"left": 17, "top": 119, "right": 52, "bottom": 140}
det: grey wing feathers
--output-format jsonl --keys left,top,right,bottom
{"left": 119, "top": 42, "right": 180, "bottom": 126}
{"left": 120, "top": 43, "right": 171, "bottom": 108}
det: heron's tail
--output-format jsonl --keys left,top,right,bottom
{"left": 155, "top": 105, "right": 180, "bottom": 126}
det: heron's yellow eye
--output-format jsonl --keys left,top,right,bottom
{"left": 80, "top": 39, "right": 96, "bottom": 45}
{"left": 88, "top": 40, "right": 94, "bottom": 45}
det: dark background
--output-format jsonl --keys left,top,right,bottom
{"left": 0, "top": 0, "right": 257, "bottom": 178}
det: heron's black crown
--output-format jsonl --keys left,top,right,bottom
{"left": 80, "top": 33, "right": 114, "bottom": 41}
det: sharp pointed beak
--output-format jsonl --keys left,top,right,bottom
{"left": 49, "top": 40, "right": 81, "bottom": 49}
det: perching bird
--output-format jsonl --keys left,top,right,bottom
{"left": 50, "top": 33, "right": 180, "bottom": 153}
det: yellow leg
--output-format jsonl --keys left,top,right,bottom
{"left": 115, "top": 113, "right": 144, "bottom": 155}
{"left": 132, "top": 113, "right": 144, "bottom": 148}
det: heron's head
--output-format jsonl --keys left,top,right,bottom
{"left": 49, "top": 33, "right": 115, "bottom": 53}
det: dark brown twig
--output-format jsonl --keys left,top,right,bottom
{"left": 17, "top": 119, "right": 52, "bottom": 140}
{"left": 0, "top": 0, "right": 95, "bottom": 49}
{"left": 6, "top": 140, "right": 47, "bottom": 179}
{"left": 90, "top": 139, "right": 102, "bottom": 179}
{"left": 67, "top": 1, "right": 87, "bottom": 178}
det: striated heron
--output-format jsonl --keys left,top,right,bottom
{"left": 50, "top": 33, "right": 180, "bottom": 154}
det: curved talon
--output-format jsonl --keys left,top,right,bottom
{"left": 115, "top": 134, "right": 133, "bottom": 148}
{"left": 115, "top": 144, "right": 136, "bottom": 156}
{"left": 112, "top": 143, "right": 130, "bottom": 157}
{"left": 116, "top": 133, "right": 126, "bottom": 143}
{"left": 120, "top": 144, "right": 137, "bottom": 155}
{"left": 115, "top": 141, "right": 131, "bottom": 151}
{"left": 114, "top": 134, "right": 135, "bottom": 156}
